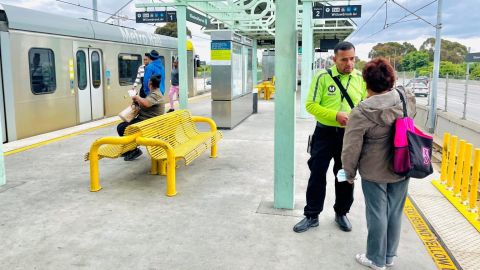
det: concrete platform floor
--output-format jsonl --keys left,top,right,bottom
{"left": 0, "top": 95, "right": 439, "bottom": 269}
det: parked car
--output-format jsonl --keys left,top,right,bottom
{"left": 412, "top": 76, "right": 429, "bottom": 86}
{"left": 405, "top": 80, "right": 429, "bottom": 97}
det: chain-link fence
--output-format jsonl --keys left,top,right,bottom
{"left": 398, "top": 71, "right": 480, "bottom": 123}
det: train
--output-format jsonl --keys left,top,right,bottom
{"left": 0, "top": 3, "right": 179, "bottom": 142}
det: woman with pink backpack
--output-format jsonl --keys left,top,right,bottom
{"left": 340, "top": 58, "right": 418, "bottom": 270}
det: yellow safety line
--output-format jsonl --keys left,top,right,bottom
{"left": 4, "top": 120, "right": 121, "bottom": 156}
{"left": 404, "top": 197, "right": 459, "bottom": 270}
{"left": 432, "top": 180, "right": 480, "bottom": 232}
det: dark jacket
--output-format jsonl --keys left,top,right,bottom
{"left": 341, "top": 88, "right": 416, "bottom": 183}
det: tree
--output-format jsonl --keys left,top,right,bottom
{"left": 155, "top": 22, "right": 192, "bottom": 37}
{"left": 368, "top": 42, "right": 417, "bottom": 70}
{"left": 420, "top": 38, "right": 468, "bottom": 64}
{"left": 401, "top": 51, "right": 430, "bottom": 71}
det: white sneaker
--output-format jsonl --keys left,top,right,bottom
{"left": 386, "top": 257, "right": 394, "bottom": 267}
{"left": 355, "top": 254, "right": 386, "bottom": 270}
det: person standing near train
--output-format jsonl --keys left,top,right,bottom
{"left": 143, "top": 50, "right": 166, "bottom": 97}
{"left": 167, "top": 59, "right": 179, "bottom": 113}
{"left": 132, "top": 54, "right": 149, "bottom": 98}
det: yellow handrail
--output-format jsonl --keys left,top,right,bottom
{"left": 89, "top": 133, "right": 140, "bottom": 192}
{"left": 136, "top": 137, "right": 177, "bottom": 197}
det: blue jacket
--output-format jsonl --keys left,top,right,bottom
{"left": 143, "top": 59, "right": 165, "bottom": 95}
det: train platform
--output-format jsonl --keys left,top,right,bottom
{"left": 0, "top": 93, "right": 475, "bottom": 270}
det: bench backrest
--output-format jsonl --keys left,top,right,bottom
{"left": 125, "top": 110, "right": 200, "bottom": 148}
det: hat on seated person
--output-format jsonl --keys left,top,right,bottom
{"left": 147, "top": 50, "right": 160, "bottom": 60}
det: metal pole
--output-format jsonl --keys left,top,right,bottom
{"left": 177, "top": 4, "right": 188, "bottom": 109}
{"left": 252, "top": 39, "right": 258, "bottom": 114}
{"left": 428, "top": 0, "right": 443, "bottom": 133}
{"left": 462, "top": 48, "right": 471, "bottom": 120}
{"left": 427, "top": 72, "right": 432, "bottom": 106}
{"left": 274, "top": 0, "right": 297, "bottom": 209}
{"left": 444, "top": 74, "right": 448, "bottom": 111}
{"left": 0, "top": 126, "right": 5, "bottom": 186}
{"left": 300, "top": 0, "right": 313, "bottom": 119}
{"left": 403, "top": 71, "right": 405, "bottom": 85}
{"left": 92, "top": 0, "right": 98, "bottom": 21}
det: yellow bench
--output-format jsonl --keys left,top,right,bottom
{"left": 255, "top": 76, "right": 275, "bottom": 100}
{"left": 87, "top": 110, "right": 222, "bottom": 196}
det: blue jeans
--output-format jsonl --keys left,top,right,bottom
{"left": 362, "top": 178, "right": 409, "bottom": 267}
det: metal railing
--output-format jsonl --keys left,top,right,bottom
{"left": 398, "top": 71, "right": 480, "bottom": 123}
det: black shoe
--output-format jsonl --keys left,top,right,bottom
{"left": 293, "top": 216, "right": 319, "bottom": 233}
{"left": 124, "top": 148, "right": 143, "bottom": 161}
{"left": 335, "top": 214, "right": 352, "bottom": 232}
{"left": 167, "top": 108, "right": 175, "bottom": 113}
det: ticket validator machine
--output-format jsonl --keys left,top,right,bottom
{"left": 211, "top": 31, "right": 253, "bottom": 129}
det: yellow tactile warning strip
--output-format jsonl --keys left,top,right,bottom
{"left": 4, "top": 121, "right": 122, "bottom": 156}
{"left": 404, "top": 197, "right": 459, "bottom": 270}
{"left": 3, "top": 93, "right": 212, "bottom": 156}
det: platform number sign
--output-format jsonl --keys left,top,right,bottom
{"left": 313, "top": 5, "right": 361, "bottom": 19}
{"left": 166, "top": 11, "right": 176, "bottom": 22}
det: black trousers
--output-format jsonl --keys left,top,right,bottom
{"left": 304, "top": 124, "right": 354, "bottom": 217}
{"left": 117, "top": 118, "right": 142, "bottom": 136}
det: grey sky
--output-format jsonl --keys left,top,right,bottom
{"left": 1, "top": 0, "right": 478, "bottom": 60}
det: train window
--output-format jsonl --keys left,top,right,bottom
{"left": 118, "top": 54, "right": 142, "bottom": 86}
{"left": 91, "top": 51, "right": 101, "bottom": 88}
{"left": 76, "top": 51, "right": 87, "bottom": 90}
{"left": 28, "top": 48, "right": 56, "bottom": 94}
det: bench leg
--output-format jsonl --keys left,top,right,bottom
{"left": 89, "top": 151, "right": 102, "bottom": 192}
{"left": 150, "top": 159, "right": 159, "bottom": 175}
{"left": 166, "top": 155, "right": 177, "bottom": 196}
{"left": 210, "top": 143, "right": 218, "bottom": 158}
{"left": 159, "top": 160, "right": 167, "bottom": 176}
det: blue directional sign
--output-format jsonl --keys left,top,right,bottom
{"left": 136, "top": 11, "right": 167, "bottom": 23}
{"left": 313, "top": 5, "right": 361, "bottom": 19}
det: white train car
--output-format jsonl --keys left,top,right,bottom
{"left": 0, "top": 3, "right": 178, "bottom": 142}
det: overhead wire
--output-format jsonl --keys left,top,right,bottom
{"left": 356, "top": 0, "right": 438, "bottom": 45}
{"left": 347, "top": 0, "right": 387, "bottom": 40}
{"left": 56, "top": 0, "right": 210, "bottom": 42}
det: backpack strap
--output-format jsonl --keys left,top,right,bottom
{"left": 396, "top": 89, "right": 408, "bottom": 117}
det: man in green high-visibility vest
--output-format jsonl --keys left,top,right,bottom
{"left": 294, "top": 41, "right": 367, "bottom": 233}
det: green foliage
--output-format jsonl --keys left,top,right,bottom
{"left": 420, "top": 38, "right": 468, "bottom": 64}
{"left": 196, "top": 65, "right": 211, "bottom": 73}
{"left": 355, "top": 60, "right": 366, "bottom": 71}
{"left": 367, "top": 41, "right": 417, "bottom": 71}
{"left": 470, "top": 63, "right": 480, "bottom": 80}
{"left": 155, "top": 22, "right": 192, "bottom": 37}
{"left": 401, "top": 51, "right": 430, "bottom": 71}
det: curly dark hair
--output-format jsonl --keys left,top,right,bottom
{"left": 362, "top": 58, "right": 396, "bottom": 93}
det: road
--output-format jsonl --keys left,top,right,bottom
{"left": 400, "top": 78, "right": 480, "bottom": 123}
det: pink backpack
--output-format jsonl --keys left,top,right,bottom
{"left": 393, "top": 89, "right": 433, "bottom": 178}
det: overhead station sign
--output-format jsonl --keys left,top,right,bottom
{"left": 465, "top": 52, "right": 480, "bottom": 62}
{"left": 136, "top": 9, "right": 209, "bottom": 27}
{"left": 136, "top": 11, "right": 171, "bottom": 23}
{"left": 313, "top": 5, "right": 361, "bottom": 19}
{"left": 187, "top": 9, "right": 209, "bottom": 27}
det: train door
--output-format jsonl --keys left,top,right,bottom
{"left": 76, "top": 48, "right": 104, "bottom": 123}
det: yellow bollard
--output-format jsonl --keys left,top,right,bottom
{"left": 447, "top": 136, "right": 458, "bottom": 189}
{"left": 469, "top": 149, "right": 480, "bottom": 211}
{"left": 461, "top": 143, "right": 473, "bottom": 203}
{"left": 453, "top": 140, "right": 466, "bottom": 195}
{"left": 440, "top": 133, "right": 451, "bottom": 184}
